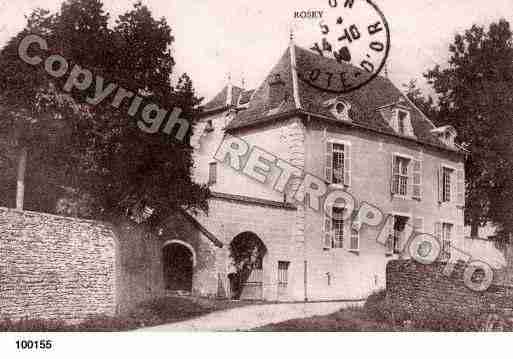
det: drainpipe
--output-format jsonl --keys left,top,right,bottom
{"left": 303, "top": 114, "right": 311, "bottom": 302}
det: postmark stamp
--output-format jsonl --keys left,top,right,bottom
{"left": 297, "top": 0, "right": 390, "bottom": 93}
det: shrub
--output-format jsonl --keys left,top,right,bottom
{"left": 364, "top": 289, "right": 390, "bottom": 322}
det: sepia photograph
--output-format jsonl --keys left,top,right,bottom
{"left": 0, "top": 0, "right": 512, "bottom": 352}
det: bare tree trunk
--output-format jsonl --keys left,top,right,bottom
{"left": 470, "top": 221, "right": 479, "bottom": 238}
{"left": 16, "top": 146, "right": 27, "bottom": 211}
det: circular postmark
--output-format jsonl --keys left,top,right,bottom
{"left": 297, "top": 0, "right": 390, "bottom": 94}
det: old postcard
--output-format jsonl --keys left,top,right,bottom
{"left": 0, "top": 0, "right": 513, "bottom": 356}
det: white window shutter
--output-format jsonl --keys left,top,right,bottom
{"left": 412, "top": 159, "right": 422, "bottom": 200}
{"left": 407, "top": 160, "right": 414, "bottom": 198}
{"left": 343, "top": 144, "right": 351, "bottom": 186}
{"left": 390, "top": 156, "right": 397, "bottom": 194}
{"left": 325, "top": 141, "right": 333, "bottom": 183}
{"left": 437, "top": 165, "right": 443, "bottom": 203}
{"left": 456, "top": 169, "right": 464, "bottom": 207}
{"left": 323, "top": 206, "right": 332, "bottom": 249}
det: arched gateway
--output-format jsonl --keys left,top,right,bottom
{"left": 229, "top": 232, "right": 267, "bottom": 300}
{"left": 162, "top": 240, "right": 195, "bottom": 292}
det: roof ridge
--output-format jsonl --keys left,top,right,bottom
{"left": 290, "top": 40, "right": 302, "bottom": 109}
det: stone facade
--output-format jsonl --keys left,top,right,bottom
{"left": 193, "top": 195, "right": 300, "bottom": 300}
{"left": 0, "top": 207, "right": 117, "bottom": 322}
{"left": 188, "top": 43, "right": 467, "bottom": 302}
{"left": 191, "top": 108, "right": 465, "bottom": 301}
{"left": 302, "top": 120, "right": 465, "bottom": 300}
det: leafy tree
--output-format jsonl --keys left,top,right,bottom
{"left": 402, "top": 79, "right": 439, "bottom": 125}
{"left": 229, "top": 233, "right": 267, "bottom": 299}
{"left": 0, "top": 0, "right": 209, "bottom": 223}
{"left": 424, "top": 19, "right": 513, "bottom": 240}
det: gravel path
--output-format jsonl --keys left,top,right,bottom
{"left": 139, "top": 300, "right": 364, "bottom": 331}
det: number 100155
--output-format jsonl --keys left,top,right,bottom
{"left": 16, "top": 339, "right": 53, "bottom": 350}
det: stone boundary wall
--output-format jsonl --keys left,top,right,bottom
{"left": 0, "top": 207, "right": 118, "bottom": 323}
{"left": 386, "top": 260, "right": 513, "bottom": 317}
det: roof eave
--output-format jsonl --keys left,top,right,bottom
{"left": 227, "top": 109, "right": 464, "bottom": 156}
{"left": 199, "top": 105, "right": 232, "bottom": 118}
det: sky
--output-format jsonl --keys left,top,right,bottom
{"left": 1, "top": 0, "right": 513, "bottom": 102}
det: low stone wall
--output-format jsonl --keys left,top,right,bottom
{"left": 386, "top": 260, "right": 513, "bottom": 317}
{"left": 0, "top": 207, "right": 118, "bottom": 323}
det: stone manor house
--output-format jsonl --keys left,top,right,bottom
{"left": 0, "top": 39, "right": 468, "bottom": 321}
{"left": 159, "top": 38, "right": 467, "bottom": 302}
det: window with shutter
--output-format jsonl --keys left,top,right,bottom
{"left": 391, "top": 157, "right": 397, "bottom": 194}
{"left": 437, "top": 165, "right": 444, "bottom": 203}
{"left": 442, "top": 167, "right": 453, "bottom": 202}
{"left": 332, "top": 206, "right": 345, "bottom": 248}
{"left": 343, "top": 144, "right": 351, "bottom": 186}
{"left": 325, "top": 141, "right": 333, "bottom": 183}
{"left": 412, "top": 159, "right": 422, "bottom": 200}
{"left": 332, "top": 143, "right": 345, "bottom": 185}
{"left": 392, "top": 215, "right": 409, "bottom": 254}
{"left": 392, "top": 155, "right": 409, "bottom": 196}
{"left": 326, "top": 140, "right": 351, "bottom": 187}
{"left": 277, "top": 261, "right": 290, "bottom": 288}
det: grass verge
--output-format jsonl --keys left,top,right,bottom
{"left": 0, "top": 296, "right": 256, "bottom": 331}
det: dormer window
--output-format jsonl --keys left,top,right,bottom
{"left": 323, "top": 98, "right": 352, "bottom": 122}
{"left": 430, "top": 125, "right": 457, "bottom": 148}
{"left": 398, "top": 110, "right": 407, "bottom": 135}
{"left": 392, "top": 108, "right": 414, "bottom": 137}
{"left": 376, "top": 100, "right": 416, "bottom": 138}
{"left": 335, "top": 102, "right": 346, "bottom": 115}
{"left": 328, "top": 101, "right": 352, "bottom": 122}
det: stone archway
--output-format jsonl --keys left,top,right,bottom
{"left": 229, "top": 232, "right": 267, "bottom": 300}
{"left": 162, "top": 241, "right": 195, "bottom": 292}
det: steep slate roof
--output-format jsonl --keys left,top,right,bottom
{"left": 223, "top": 44, "right": 458, "bottom": 153}
{"left": 203, "top": 85, "right": 244, "bottom": 112}
{"left": 226, "top": 47, "right": 298, "bottom": 129}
